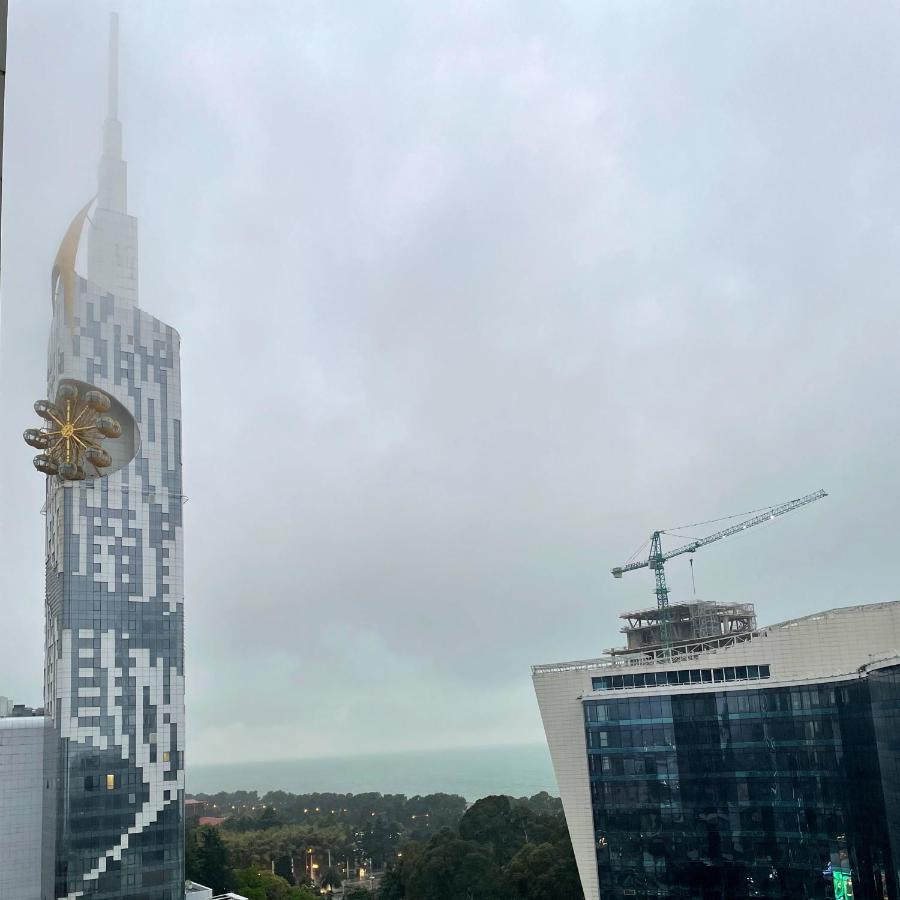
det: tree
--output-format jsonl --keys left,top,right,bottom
{"left": 321, "top": 866, "right": 342, "bottom": 890}
{"left": 405, "top": 831, "right": 505, "bottom": 900}
{"left": 378, "top": 840, "right": 424, "bottom": 900}
{"left": 503, "top": 841, "right": 583, "bottom": 900}
{"left": 273, "top": 853, "right": 295, "bottom": 884}
{"left": 187, "top": 825, "right": 233, "bottom": 894}
{"left": 378, "top": 866, "right": 404, "bottom": 900}
{"left": 233, "top": 867, "right": 317, "bottom": 900}
{"left": 459, "top": 796, "right": 530, "bottom": 866}
{"left": 519, "top": 792, "right": 563, "bottom": 816}
{"left": 260, "top": 805, "right": 285, "bottom": 829}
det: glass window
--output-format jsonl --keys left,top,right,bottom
{"left": 667, "top": 671, "right": 680, "bottom": 686}
{"left": 713, "top": 669, "right": 725, "bottom": 682}
{"left": 735, "top": 666, "right": 747, "bottom": 680}
{"left": 624, "top": 674, "right": 635, "bottom": 688}
{"left": 747, "top": 665, "right": 759, "bottom": 679}
{"left": 106, "top": 774, "right": 115, "bottom": 790}
{"left": 760, "top": 665, "right": 771, "bottom": 678}
{"left": 678, "top": 670, "right": 691, "bottom": 685}
{"left": 701, "top": 669, "right": 713, "bottom": 683}
{"left": 612, "top": 675, "right": 624, "bottom": 690}
{"left": 690, "top": 669, "right": 702, "bottom": 683}
{"left": 724, "top": 667, "right": 736, "bottom": 682}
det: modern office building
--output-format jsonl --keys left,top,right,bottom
{"left": 24, "top": 14, "right": 186, "bottom": 899}
{"left": 533, "top": 600, "right": 900, "bottom": 900}
{"left": 0, "top": 704, "right": 46, "bottom": 900}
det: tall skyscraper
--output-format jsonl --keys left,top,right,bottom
{"left": 25, "top": 15, "right": 185, "bottom": 899}
{"left": 533, "top": 601, "right": 900, "bottom": 900}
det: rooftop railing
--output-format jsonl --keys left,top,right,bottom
{"left": 532, "top": 628, "right": 767, "bottom": 675}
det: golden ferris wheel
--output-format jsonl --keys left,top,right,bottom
{"left": 25, "top": 382, "right": 123, "bottom": 481}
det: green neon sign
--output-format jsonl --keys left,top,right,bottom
{"left": 833, "top": 870, "right": 853, "bottom": 899}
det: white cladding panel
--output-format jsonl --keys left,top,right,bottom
{"left": 533, "top": 668, "right": 601, "bottom": 900}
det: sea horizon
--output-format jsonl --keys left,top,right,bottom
{"left": 188, "top": 742, "right": 558, "bottom": 803}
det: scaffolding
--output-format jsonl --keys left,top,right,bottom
{"left": 610, "top": 600, "right": 757, "bottom": 656}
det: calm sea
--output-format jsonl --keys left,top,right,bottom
{"left": 188, "top": 743, "right": 557, "bottom": 802}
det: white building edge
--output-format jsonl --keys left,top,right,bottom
{"left": 0, "top": 716, "right": 46, "bottom": 900}
{"left": 532, "top": 600, "right": 900, "bottom": 900}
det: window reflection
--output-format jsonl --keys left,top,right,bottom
{"left": 583, "top": 666, "right": 900, "bottom": 898}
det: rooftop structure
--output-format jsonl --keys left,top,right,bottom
{"left": 0, "top": 696, "right": 44, "bottom": 717}
{"left": 611, "top": 599, "right": 757, "bottom": 655}
{"left": 185, "top": 883, "right": 248, "bottom": 900}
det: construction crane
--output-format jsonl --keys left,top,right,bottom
{"left": 611, "top": 489, "right": 827, "bottom": 653}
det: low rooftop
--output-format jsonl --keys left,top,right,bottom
{"left": 0, "top": 696, "right": 44, "bottom": 718}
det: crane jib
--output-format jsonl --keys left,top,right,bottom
{"left": 610, "top": 489, "right": 827, "bottom": 577}
{"left": 609, "top": 489, "right": 827, "bottom": 653}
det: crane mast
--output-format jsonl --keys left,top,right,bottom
{"left": 648, "top": 531, "right": 671, "bottom": 648}
{"left": 612, "top": 490, "right": 827, "bottom": 655}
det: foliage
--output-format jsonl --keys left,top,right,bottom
{"left": 321, "top": 866, "right": 343, "bottom": 888}
{"left": 513, "top": 792, "right": 562, "bottom": 816}
{"left": 459, "top": 795, "right": 570, "bottom": 866}
{"left": 233, "top": 867, "right": 317, "bottom": 900}
{"left": 222, "top": 822, "right": 352, "bottom": 870}
{"left": 405, "top": 831, "right": 503, "bottom": 900}
{"left": 378, "top": 793, "right": 582, "bottom": 900}
{"left": 186, "top": 825, "right": 233, "bottom": 894}
{"left": 458, "top": 796, "right": 525, "bottom": 866}
{"left": 377, "top": 841, "right": 423, "bottom": 900}
{"left": 504, "top": 841, "right": 583, "bottom": 899}
{"left": 194, "top": 789, "right": 467, "bottom": 843}
{"left": 186, "top": 790, "right": 582, "bottom": 900}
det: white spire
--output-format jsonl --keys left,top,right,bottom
{"left": 108, "top": 11, "right": 119, "bottom": 119}
{"left": 97, "top": 12, "right": 126, "bottom": 213}
{"left": 88, "top": 12, "right": 138, "bottom": 304}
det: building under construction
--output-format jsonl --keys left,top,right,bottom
{"left": 609, "top": 600, "right": 757, "bottom": 657}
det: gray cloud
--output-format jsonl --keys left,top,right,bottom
{"left": 2, "top": 0, "right": 899, "bottom": 764}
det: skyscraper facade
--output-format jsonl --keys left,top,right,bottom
{"left": 29, "top": 15, "right": 185, "bottom": 899}
{"left": 534, "top": 602, "right": 900, "bottom": 900}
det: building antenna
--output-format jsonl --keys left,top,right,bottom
{"left": 108, "top": 11, "right": 119, "bottom": 120}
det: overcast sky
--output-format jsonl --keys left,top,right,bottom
{"left": 1, "top": 1, "right": 899, "bottom": 766}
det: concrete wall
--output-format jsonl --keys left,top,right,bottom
{"left": 0, "top": 717, "right": 45, "bottom": 900}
